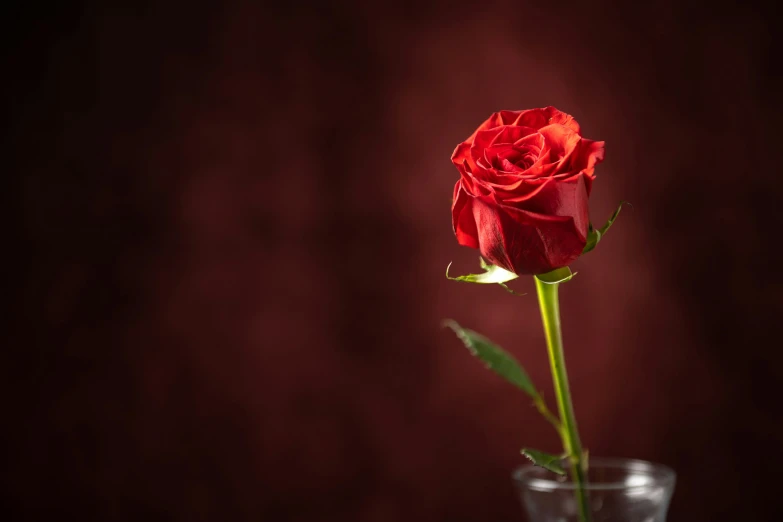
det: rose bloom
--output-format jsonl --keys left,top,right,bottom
{"left": 451, "top": 107, "right": 605, "bottom": 275}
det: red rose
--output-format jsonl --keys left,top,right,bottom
{"left": 451, "top": 107, "right": 605, "bottom": 275}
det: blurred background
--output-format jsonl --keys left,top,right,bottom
{"left": 4, "top": 1, "right": 783, "bottom": 521}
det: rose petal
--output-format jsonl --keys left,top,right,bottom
{"left": 513, "top": 132, "right": 544, "bottom": 152}
{"left": 487, "top": 145, "right": 533, "bottom": 173}
{"left": 470, "top": 196, "right": 586, "bottom": 275}
{"left": 490, "top": 125, "right": 538, "bottom": 146}
{"left": 493, "top": 176, "right": 555, "bottom": 203}
{"left": 512, "top": 107, "right": 581, "bottom": 135}
{"left": 451, "top": 141, "right": 473, "bottom": 168}
{"left": 451, "top": 180, "right": 480, "bottom": 249}
{"left": 576, "top": 138, "right": 606, "bottom": 169}
{"left": 538, "top": 124, "right": 582, "bottom": 163}
{"left": 451, "top": 113, "right": 505, "bottom": 161}
{"left": 456, "top": 161, "right": 490, "bottom": 196}
{"left": 481, "top": 172, "right": 550, "bottom": 192}
{"left": 472, "top": 127, "right": 504, "bottom": 157}
{"left": 501, "top": 175, "right": 590, "bottom": 242}
{"left": 542, "top": 107, "right": 581, "bottom": 135}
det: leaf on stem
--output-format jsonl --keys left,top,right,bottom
{"left": 582, "top": 201, "right": 628, "bottom": 255}
{"left": 521, "top": 448, "right": 567, "bottom": 475}
{"left": 443, "top": 320, "right": 537, "bottom": 398}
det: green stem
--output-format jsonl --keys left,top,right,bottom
{"left": 533, "top": 396, "right": 563, "bottom": 434}
{"left": 535, "top": 276, "right": 591, "bottom": 522}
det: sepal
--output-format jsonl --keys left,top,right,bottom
{"left": 535, "top": 266, "right": 575, "bottom": 284}
{"left": 446, "top": 258, "right": 523, "bottom": 294}
{"left": 582, "top": 201, "right": 627, "bottom": 255}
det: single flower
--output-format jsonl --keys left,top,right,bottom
{"left": 451, "top": 107, "right": 605, "bottom": 275}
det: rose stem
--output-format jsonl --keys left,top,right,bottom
{"left": 534, "top": 276, "right": 591, "bottom": 522}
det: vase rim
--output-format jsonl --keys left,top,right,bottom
{"left": 512, "top": 457, "right": 676, "bottom": 492}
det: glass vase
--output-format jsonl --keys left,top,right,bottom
{"left": 512, "top": 457, "right": 676, "bottom": 522}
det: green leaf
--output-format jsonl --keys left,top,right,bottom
{"left": 446, "top": 259, "right": 519, "bottom": 285}
{"left": 582, "top": 201, "right": 627, "bottom": 254}
{"left": 535, "top": 266, "right": 575, "bottom": 284}
{"left": 443, "top": 320, "right": 538, "bottom": 398}
{"left": 521, "top": 448, "right": 567, "bottom": 475}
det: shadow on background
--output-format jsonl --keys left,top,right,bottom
{"left": 5, "top": 1, "right": 783, "bottom": 521}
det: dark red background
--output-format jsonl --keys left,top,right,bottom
{"left": 5, "top": 1, "right": 783, "bottom": 521}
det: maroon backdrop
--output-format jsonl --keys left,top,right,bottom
{"left": 5, "top": 1, "right": 783, "bottom": 521}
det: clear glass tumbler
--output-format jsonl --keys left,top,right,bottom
{"left": 512, "top": 457, "right": 676, "bottom": 522}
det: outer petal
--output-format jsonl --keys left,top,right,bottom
{"left": 502, "top": 174, "right": 590, "bottom": 243}
{"left": 491, "top": 176, "right": 555, "bottom": 201}
{"left": 576, "top": 138, "right": 605, "bottom": 170}
{"left": 451, "top": 141, "right": 473, "bottom": 169}
{"left": 514, "top": 107, "right": 582, "bottom": 135}
{"left": 450, "top": 111, "right": 509, "bottom": 167}
{"left": 489, "top": 125, "right": 538, "bottom": 146}
{"left": 451, "top": 179, "right": 479, "bottom": 249}
{"left": 471, "top": 127, "right": 506, "bottom": 165}
{"left": 477, "top": 111, "right": 507, "bottom": 132}
{"left": 542, "top": 106, "right": 581, "bottom": 135}
{"left": 470, "top": 196, "right": 586, "bottom": 275}
{"left": 557, "top": 139, "right": 604, "bottom": 195}
{"left": 537, "top": 124, "right": 583, "bottom": 164}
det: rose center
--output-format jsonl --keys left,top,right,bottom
{"left": 493, "top": 147, "right": 539, "bottom": 172}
